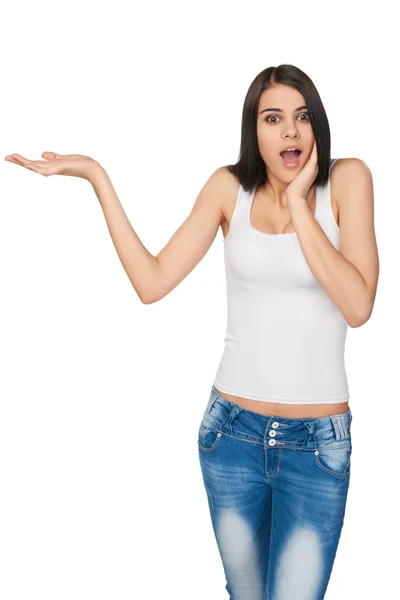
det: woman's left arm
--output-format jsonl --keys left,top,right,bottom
{"left": 289, "top": 158, "right": 379, "bottom": 328}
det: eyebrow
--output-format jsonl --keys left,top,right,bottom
{"left": 259, "top": 105, "right": 307, "bottom": 115}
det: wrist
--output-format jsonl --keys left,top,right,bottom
{"left": 87, "top": 161, "right": 107, "bottom": 185}
{"left": 286, "top": 195, "right": 307, "bottom": 211}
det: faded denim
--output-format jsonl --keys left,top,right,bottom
{"left": 198, "top": 385, "right": 353, "bottom": 600}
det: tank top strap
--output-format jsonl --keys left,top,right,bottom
{"left": 329, "top": 157, "right": 338, "bottom": 174}
{"left": 227, "top": 183, "right": 256, "bottom": 237}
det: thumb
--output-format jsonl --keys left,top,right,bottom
{"left": 41, "top": 151, "right": 60, "bottom": 160}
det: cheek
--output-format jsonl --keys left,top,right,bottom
{"left": 257, "top": 123, "right": 281, "bottom": 145}
{"left": 257, "top": 134, "right": 278, "bottom": 163}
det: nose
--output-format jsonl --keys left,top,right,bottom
{"left": 283, "top": 121, "right": 300, "bottom": 138}
{"left": 284, "top": 130, "right": 299, "bottom": 138}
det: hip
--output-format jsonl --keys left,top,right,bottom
{"left": 198, "top": 385, "right": 353, "bottom": 482}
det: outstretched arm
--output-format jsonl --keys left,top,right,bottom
{"left": 5, "top": 152, "right": 228, "bottom": 304}
{"left": 91, "top": 165, "right": 228, "bottom": 304}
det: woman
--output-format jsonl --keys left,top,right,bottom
{"left": 5, "top": 64, "right": 379, "bottom": 600}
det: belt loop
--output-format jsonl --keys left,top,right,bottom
{"left": 302, "top": 419, "right": 318, "bottom": 449}
{"left": 225, "top": 404, "right": 243, "bottom": 435}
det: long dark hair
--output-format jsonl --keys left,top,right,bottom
{"left": 224, "top": 64, "right": 331, "bottom": 191}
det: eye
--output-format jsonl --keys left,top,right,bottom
{"left": 264, "top": 112, "right": 310, "bottom": 123}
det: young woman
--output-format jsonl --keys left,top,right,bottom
{"left": 5, "top": 64, "right": 379, "bottom": 600}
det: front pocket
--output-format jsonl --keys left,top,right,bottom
{"left": 314, "top": 443, "right": 352, "bottom": 479}
{"left": 198, "top": 423, "right": 223, "bottom": 453}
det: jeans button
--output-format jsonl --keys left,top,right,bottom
{"left": 269, "top": 430, "right": 277, "bottom": 437}
{"left": 269, "top": 439, "right": 276, "bottom": 446}
{"left": 272, "top": 422, "right": 280, "bottom": 429}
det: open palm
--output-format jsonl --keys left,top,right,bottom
{"left": 4, "top": 151, "right": 100, "bottom": 181}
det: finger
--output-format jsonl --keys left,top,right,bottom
{"left": 23, "top": 162, "right": 58, "bottom": 176}
{"left": 309, "top": 142, "right": 317, "bottom": 160}
{"left": 42, "top": 152, "right": 87, "bottom": 160}
{"left": 5, "top": 153, "right": 58, "bottom": 175}
{"left": 41, "top": 152, "right": 83, "bottom": 162}
{"left": 41, "top": 152, "right": 60, "bottom": 160}
{"left": 9, "top": 154, "right": 58, "bottom": 170}
{"left": 4, "top": 155, "right": 28, "bottom": 166}
{"left": 8, "top": 153, "right": 75, "bottom": 165}
{"left": 4, "top": 156, "right": 48, "bottom": 170}
{"left": 8, "top": 153, "right": 33, "bottom": 165}
{"left": 27, "top": 159, "right": 56, "bottom": 166}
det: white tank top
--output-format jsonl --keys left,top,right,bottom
{"left": 213, "top": 158, "right": 349, "bottom": 404}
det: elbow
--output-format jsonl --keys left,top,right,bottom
{"left": 347, "top": 300, "right": 374, "bottom": 328}
{"left": 139, "top": 288, "right": 163, "bottom": 304}
{"left": 348, "top": 316, "right": 368, "bottom": 328}
{"left": 140, "top": 293, "right": 157, "bottom": 304}
{"left": 139, "top": 267, "right": 162, "bottom": 304}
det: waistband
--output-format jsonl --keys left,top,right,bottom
{"left": 203, "top": 385, "right": 352, "bottom": 450}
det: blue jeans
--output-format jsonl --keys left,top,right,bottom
{"left": 198, "top": 385, "right": 353, "bottom": 600}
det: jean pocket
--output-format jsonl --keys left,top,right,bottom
{"left": 314, "top": 441, "right": 352, "bottom": 479}
{"left": 197, "top": 420, "right": 223, "bottom": 453}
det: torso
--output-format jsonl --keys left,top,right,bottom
{"left": 216, "top": 160, "right": 349, "bottom": 419}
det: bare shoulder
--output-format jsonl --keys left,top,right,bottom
{"left": 210, "top": 166, "right": 241, "bottom": 230}
{"left": 330, "top": 157, "right": 372, "bottom": 194}
{"left": 330, "top": 158, "right": 372, "bottom": 221}
{"left": 212, "top": 166, "right": 241, "bottom": 202}
{"left": 185, "top": 166, "right": 238, "bottom": 232}
{"left": 196, "top": 166, "right": 238, "bottom": 213}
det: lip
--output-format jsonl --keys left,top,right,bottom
{"left": 281, "top": 152, "right": 302, "bottom": 168}
{"left": 281, "top": 145, "right": 302, "bottom": 152}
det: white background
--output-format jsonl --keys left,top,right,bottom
{"left": 0, "top": 1, "right": 397, "bottom": 598}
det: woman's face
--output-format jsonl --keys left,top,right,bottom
{"left": 256, "top": 83, "right": 315, "bottom": 182}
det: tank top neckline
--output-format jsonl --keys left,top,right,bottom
{"left": 246, "top": 184, "right": 321, "bottom": 239}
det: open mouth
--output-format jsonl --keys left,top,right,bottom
{"left": 280, "top": 149, "right": 302, "bottom": 167}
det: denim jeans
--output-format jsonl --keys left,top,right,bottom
{"left": 198, "top": 385, "right": 353, "bottom": 600}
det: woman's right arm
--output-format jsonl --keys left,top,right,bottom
{"left": 90, "top": 165, "right": 232, "bottom": 304}
{"left": 5, "top": 151, "right": 233, "bottom": 305}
